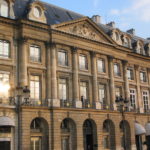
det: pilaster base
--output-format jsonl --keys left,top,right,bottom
{"left": 139, "top": 107, "right": 144, "bottom": 113}
{"left": 131, "top": 145, "right": 137, "bottom": 150}
{"left": 113, "top": 103, "right": 117, "bottom": 110}
{"left": 75, "top": 101, "right": 82, "bottom": 108}
{"left": 48, "top": 99, "right": 60, "bottom": 107}
{"left": 95, "top": 102, "right": 101, "bottom": 109}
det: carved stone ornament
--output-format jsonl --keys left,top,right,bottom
{"left": 62, "top": 23, "right": 101, "bottom": 41}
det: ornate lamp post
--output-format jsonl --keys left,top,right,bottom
{"left": 115, "top": 96, "right": 129, "bottom": 150}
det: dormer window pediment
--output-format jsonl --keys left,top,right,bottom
{"left": 28, "top": 2, "right": 47, "bottom": 24}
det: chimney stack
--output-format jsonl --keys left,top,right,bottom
{"left": 106, "top": 21, "right": 116, "bottom": 28}
{"left": 92, "top": 15, "right": 101, "bottom": 24}
{"left": 126, "top": 28, "right": 135, "bottom": 35}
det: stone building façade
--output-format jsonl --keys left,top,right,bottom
{"left": 0, "top": 0, "right": 150, "bottom": 150}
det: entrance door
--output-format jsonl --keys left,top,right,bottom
{"left": 136, "top": 135, "right": 143, "bottom": 150}
{"left": 86, "top": 134, "right": 93, "bottom": 150}
{"left": 0, "top": 141, "right": 10, "bottom": 150}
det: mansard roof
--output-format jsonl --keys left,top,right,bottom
{"left": 13, "top": 0, "right": 83, "bottom": 24}
{"left": 12, "top": 0, "right": 150, "bottom": 56}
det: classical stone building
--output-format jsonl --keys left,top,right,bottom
{"left": 0, "top": 0, "right": 150, "bottom": 150}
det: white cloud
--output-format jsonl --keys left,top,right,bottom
{"left": 110, "top": 0, "right": 150, "bottom": 22}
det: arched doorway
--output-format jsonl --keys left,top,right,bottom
{"left": 61, "top": 118, "right": 77, "bottom": 150}
{"left": 120, "top": 120, "right": 131, "bottom": 150}
{"left": 83, "top": 119, "right": 98, "bottom": 150}
{"left": 102, "top": 119, "right": 116, "bottom": 150}
{"left": 0, "top": 116, "right": 15, "bottom": 150}
{"left": 30, "top": 117, "right": 49, "bottom": 150}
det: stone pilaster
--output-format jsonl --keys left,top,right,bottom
{"left": 72, "top": 47, "right": 81, "bottom": 108}
{"left": 91, "top": 52, "right": 100, "bottom": 109}
{"left": 45, "top": 42, "right": 51, "bottom": 104}
{"left": 122, "top": 60, "right": 130, "bottom": 99}
{"left": 51, "top": 43, "right": 59, "bottom": 107}
{"left": 18, "top": 38, "right": 28, "bottom": 87}
{"left": 108, "top": 56, "right": 115, "bottom": 110}
{"left": 135, "top": 65, "right": 143, "bottom": 112}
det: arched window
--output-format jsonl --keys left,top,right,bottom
{"left": 83, "top": 119, "right": 98, "bottom": 150}
{"left": 120, "top": 120, "right": 131, "bottom": 150}
{"left": 124, "top": 37, "right": 130, "bottom": 47}
{"left": 103, "top": 119, "right": 116, "bottom": 150}
{"left": 0, "top": 0, "right": 8, "bottom": 17}
{"left": 61, "top": 118, "right": 77, "bottom": 150}
{"left": 30, "top": 118, "right": 49, "bottom": 150}
{"left": 114, "top": 32, "right": 119, "bottom": 41}
{"left": 137, "top": 43, "right": 143, "bottom": 54}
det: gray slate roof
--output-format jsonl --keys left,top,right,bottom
{"left": 13, "top": 0, "right": 83, "bottom": 25}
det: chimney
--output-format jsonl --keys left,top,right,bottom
{"left": 126, "top": 28, "right": 135, "bottom": 35}
{"left": 92, "top": 15, "right": 101, "bottom": 24}
{"left": 106, "top": 21, "right": 116, "bottom": 28}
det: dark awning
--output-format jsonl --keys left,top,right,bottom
{"left": 135, "top": 123, "right": 146, "bottom": 135}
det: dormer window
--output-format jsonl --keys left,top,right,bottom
{"left": 124, "top": 37, "right": 130, "bottom": 47}
{"left": 137, "top": 44, "right": 143, "bottom": 54}
{"left": 114, "top": 32, "right": 119, "bottom": 41}
{"left": 0, "top": 0, "right": 8, "bottom": 17}
{"left": 33, "top": 7, "right": 41, "bottom": 18}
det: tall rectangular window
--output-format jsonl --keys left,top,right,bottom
{"left": 97, "top": 59, "right": 105, "bottom": 73}
{"left": 140, "top": 71, "right": 147, "bottom": 82}
{"left": 0, "top": 2, "right": 8, "bottom": 17}
{"left": 59, "top": 79, "right": 67, "bottom": 100}
{"left": 99, "top": 84, "right": 106, "bottom": 103}
{"left": 114, "top": 63, "right": 121, "bottom": 76}
{"left": 115, "top": 87, "right": 122, "bottom": 97}
{"left": 130, "top": 89, "right": 136, "bottom": 109}
{"left": 0, "top": 40, "right": 9, "bottom": 58}
{"left": 80, "top": 81, "right": 88, "bottom": 99}
{"left": 30, "top": 45, "right": 41, "bottom": 62}
{"left": 127, "top": 68, "right": 134, "bottom": 80}
{"left": 79, "top": 55, "right": 88, "bottom": 70}
{"left": 0, "top": 72, "right": 10, "bottom": 98}
{"left": 142, "top": 91, "right": 149, "bottom": 111}
{"left": 58, "top": 51, "right": 68, "bottom": 66}
{"left": 30, "top": 75, "right": 40, "bottom": 100}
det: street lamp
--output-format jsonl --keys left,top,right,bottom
{"left": 115, "top": 96, "right": 129, "bottom": 150}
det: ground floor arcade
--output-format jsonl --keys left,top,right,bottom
{"left": 0, "top": 107, "right": 150, "bottom": 150}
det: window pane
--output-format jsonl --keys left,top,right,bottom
{"left": 0, "top": 40, "right": 9, "bottom": 58}
{"left": 99, "top": 84, "right": 105, "bottom": 103}
{"left": 0, "top": 72, "right": 10, "bottom": 98}
{"left": 142, "top": 91, "right": 149, "bottom": 111}
{"left": 30, "top": 45, "right": 41, "bottom": 62}
{"left": 30, "top": 75, "right": 40, "bottom": 100}
{"left": 97, "top": 59, "right": 105, "bottom": 73}
{"left": 59, "top": 79, "right": 67, "bottom": 100}
{"left": 115, "top": 87, "right": 122, "bottom": 97}
{"left": 58, "top": 51, "right": 68, "bottom": 66}
{"left": 80, "top": 82, "right": 87, "bottom": 99}
{"left": 79, "top": 55, "right": 87, "bottom": 70}
{"left": 0, "top": 1, "right": 8, "bottom": 17}
{"left": 130, "top": 89, "right": 136, "bottom": 109}
{"left": 114, "top": 63, "right": 120, "bottom": 76}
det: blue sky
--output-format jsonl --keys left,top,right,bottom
{"left": 43, "top": 0, "right": 150, "bottom": 39}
